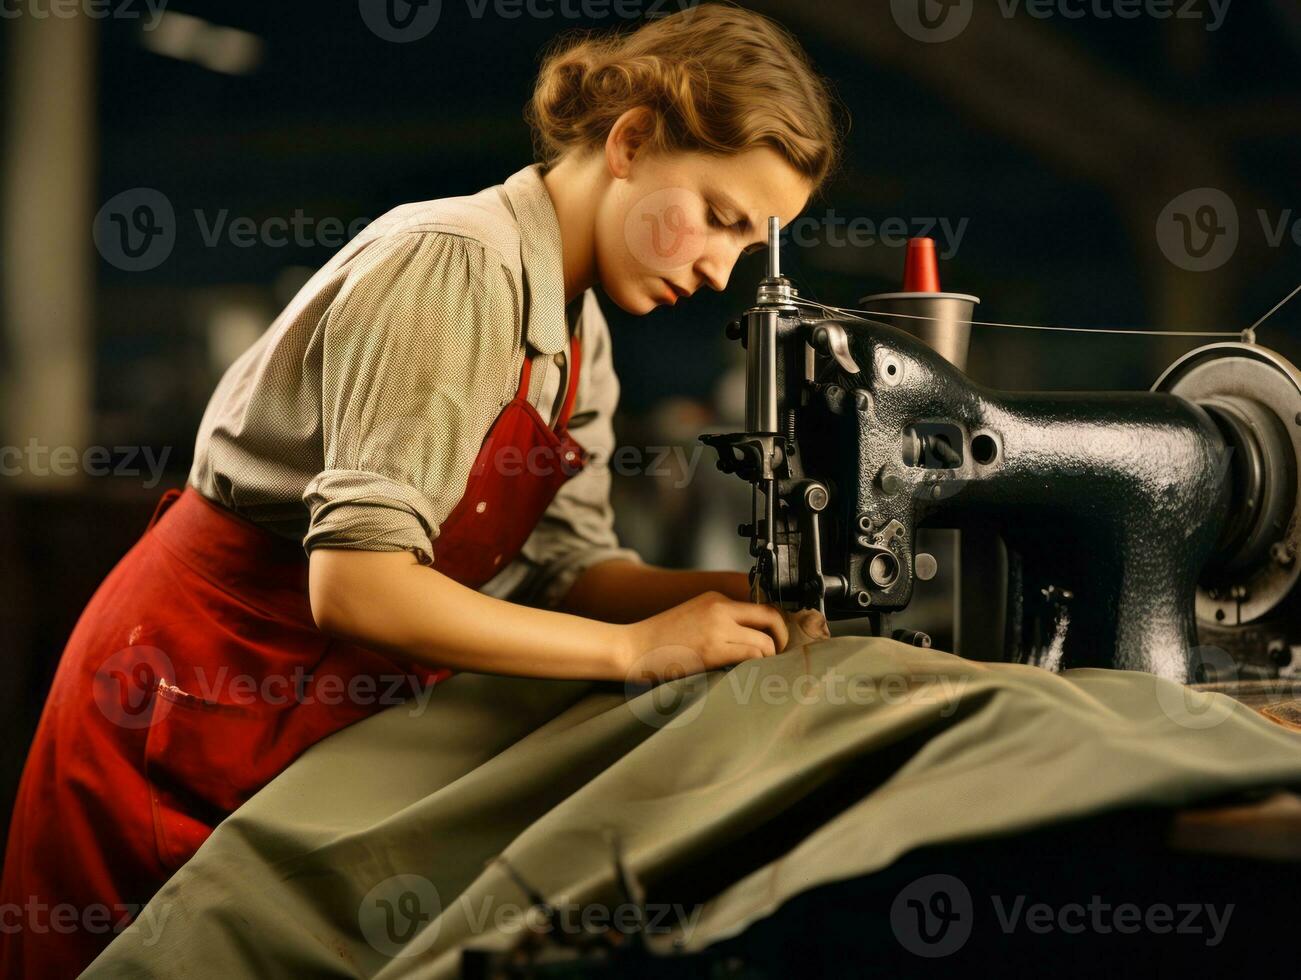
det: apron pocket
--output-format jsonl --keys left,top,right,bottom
{"left": 143, "top": 681, "right": 281, "bottom": 871}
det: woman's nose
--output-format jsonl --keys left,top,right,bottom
{"left": 694, "top": 243, "right": 735, "bottom": 293}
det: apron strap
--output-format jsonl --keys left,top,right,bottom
{"left": 515, "top": 348, "right": 534, "bottom": 401}
{"left": 555, "top": 332, "right": 582, "bottom": 431}
{"left": 512, "top": 331, "right": 582, "bottom": 429}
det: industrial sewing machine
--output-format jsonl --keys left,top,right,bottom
{"left": 702, "top": 220, "right": 1301, "bottom": 683}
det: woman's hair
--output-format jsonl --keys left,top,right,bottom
{"left": 526, "top": 3, "right": 844, "bottom": 192}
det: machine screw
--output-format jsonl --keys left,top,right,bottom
{"left": 804, "top": 483, "right": 829, "bottom": 512}
{"left": 854, "top": 590, "right": 872, "bottom": 608}
{"left": 857, "top": 514, "right": 875, "bottom": 533}
{"left": 879, "top": 472, "right": 904, "bottom": 496}
{"left": 915, "top": 553, "right": 938, "bottom": 581}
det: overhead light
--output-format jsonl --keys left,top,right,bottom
{"left": 139, "top": 11, "right": 264, "bottom": 76}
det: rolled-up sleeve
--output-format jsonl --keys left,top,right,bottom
{"left": 493, "top": 292, "right": 644, "bottom": 608}
{"left": 303, "top": 232, "right": 519, "bottom": 564}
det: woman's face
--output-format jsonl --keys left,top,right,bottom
{"left": 594, "top": 145, "right": 813, "bottom": 315}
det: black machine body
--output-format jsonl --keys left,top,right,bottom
{"left": 703, "top": 220, "right": 1301, "bottom": 683}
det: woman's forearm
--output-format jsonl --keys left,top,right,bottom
{"left": 558, "top": 558, "right": 751, "bottom": 623}
{"left": 308, "top": 548, "right": 633, "bottom": 681}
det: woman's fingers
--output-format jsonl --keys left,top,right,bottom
{"left": 725, "top": 600, "right": 790, "bottom": 652}
{"left": 730, "top": 625, "right": 778, "bottom": 657}
{"left": 725, "top": 641, "right": 771, "bottom": 662}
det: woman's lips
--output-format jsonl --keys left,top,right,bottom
{"left": 659, "top": 279, "right": 689, "bottom": 305}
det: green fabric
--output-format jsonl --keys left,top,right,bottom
{"left": 85, "top": 638, "right": 1301, "bottom": 978}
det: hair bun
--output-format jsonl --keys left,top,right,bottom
{"left": 525, "top": 5, "right": 843, "bottom": 191}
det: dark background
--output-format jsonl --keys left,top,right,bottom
{"left": 1, "top": 0, "right": 1298, "bottom": 835}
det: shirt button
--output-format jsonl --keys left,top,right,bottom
{"left": 475, "top": 501, "right": 487, "bottom": 514}
{"left": 553, "top": 352, "right": 566, "bottom": 368}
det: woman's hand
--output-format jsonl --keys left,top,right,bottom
{"left": 782, "top": 606, "right": 831, "bottom": 648}
{"left": 617, "top": 590, "right": 791, "bottom": 683}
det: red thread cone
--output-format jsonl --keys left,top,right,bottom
{"left": 903, "top": 238, "right": 941, "bottom": 293}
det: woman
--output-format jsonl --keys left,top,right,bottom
{"left": 1, "top": 4, "right": 842, "bottom": 975}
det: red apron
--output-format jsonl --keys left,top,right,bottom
{"left": 0, "top": 336, "right": 586, "bottom": 978}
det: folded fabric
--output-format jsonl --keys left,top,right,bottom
{"left": 86, "top": 638, "right": 1301, "bottom": 978}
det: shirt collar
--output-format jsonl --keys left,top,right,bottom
{"left": 502, "top": 163, "right": 569, "bottom": 356}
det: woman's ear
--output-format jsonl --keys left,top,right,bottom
{"left": 604, "top": 106, "right": 657, "bottom": 179}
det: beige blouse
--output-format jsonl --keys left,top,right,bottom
{"left": 189, "top": 164, "right": 642, "bottom": 608}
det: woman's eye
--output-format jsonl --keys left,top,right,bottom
{"left": 707, "top": 209, "right": 729, "bottom": 230}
